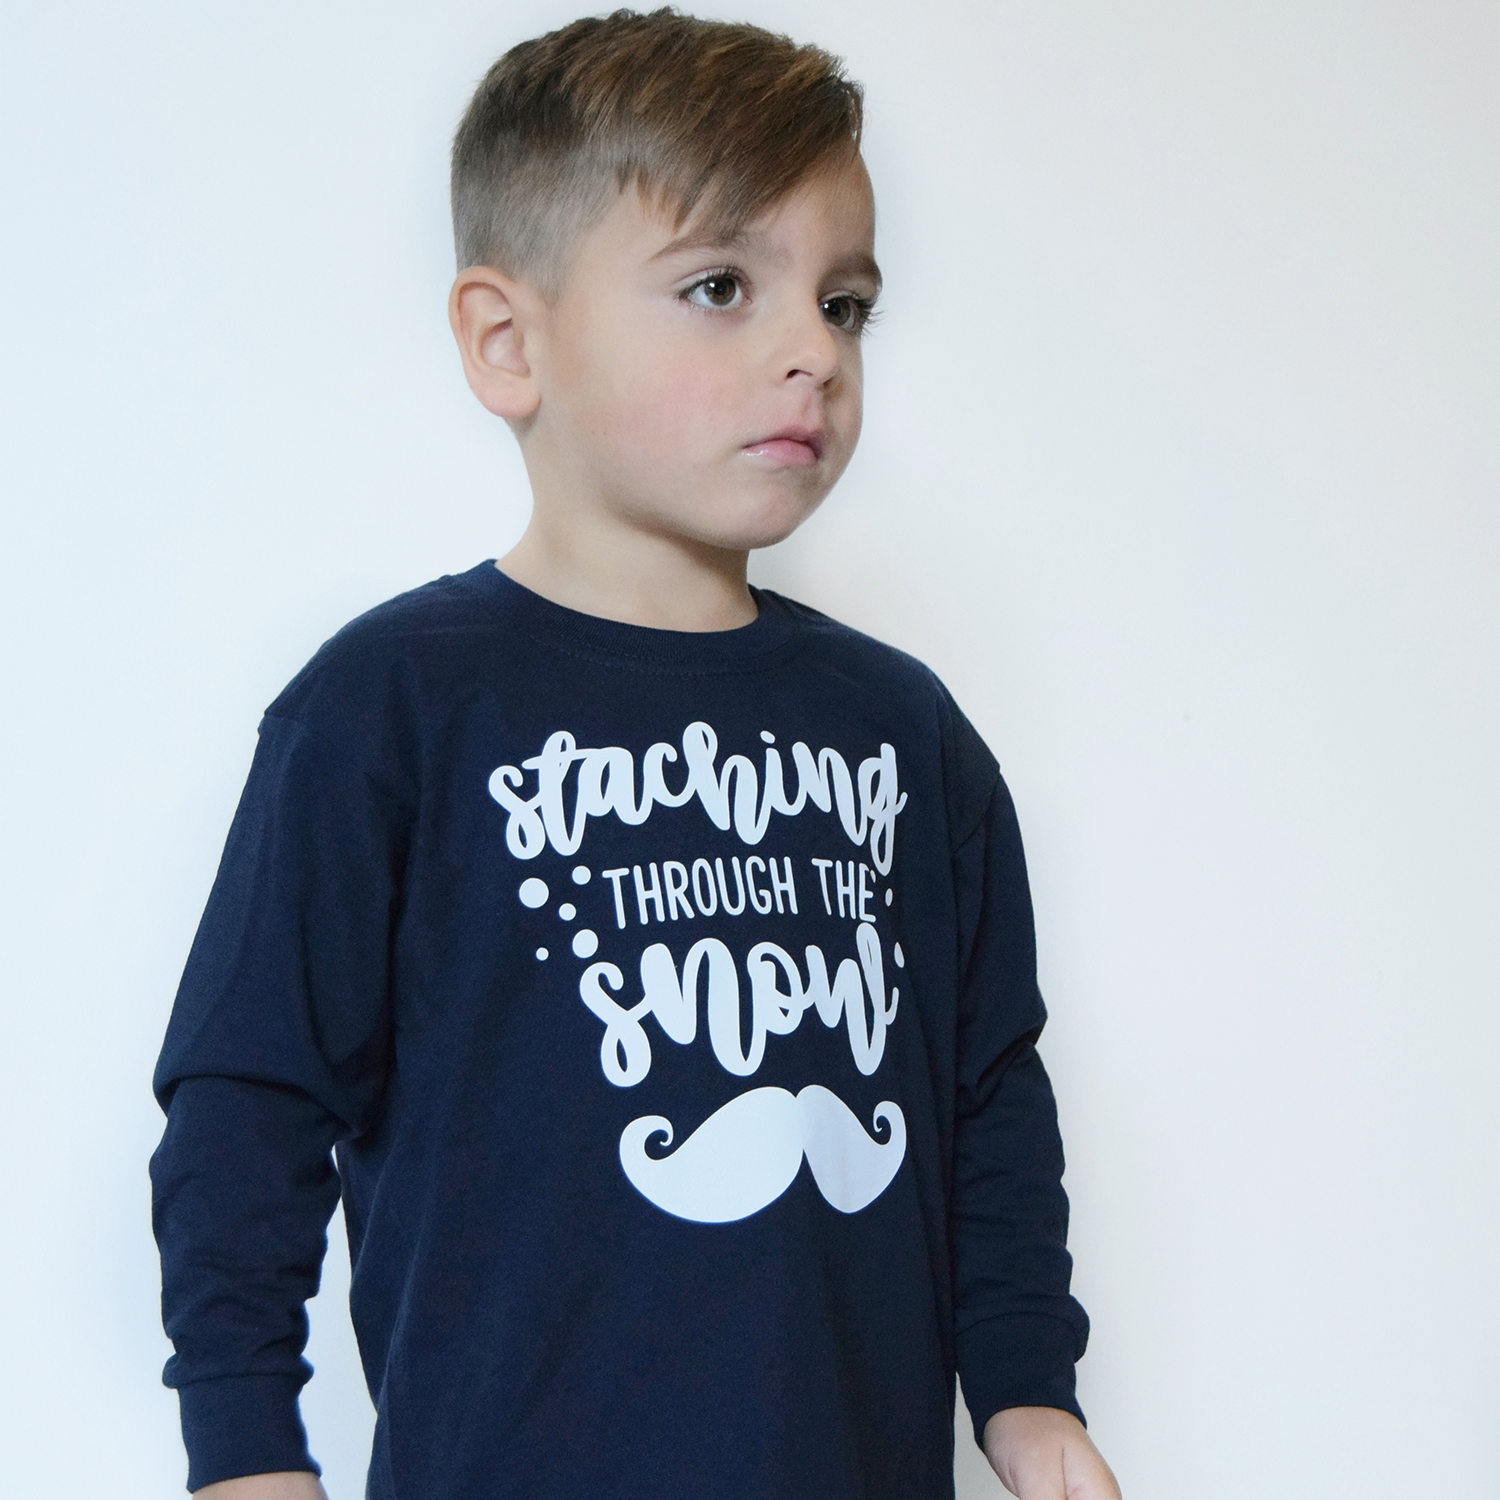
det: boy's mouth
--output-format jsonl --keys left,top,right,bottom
{"left": 743, "top": 426, "right": 825, "bottom": 466}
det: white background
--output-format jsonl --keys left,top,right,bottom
{"left": 2, "top": 2, "right": 1494, "bottom": 1496}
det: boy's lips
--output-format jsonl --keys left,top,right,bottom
{"left": 742, "top": 426, "right": 825, "bottom": 466}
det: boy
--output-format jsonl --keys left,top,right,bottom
{"left": 151, "top": 10, "right": 1121, "bottom": 1499}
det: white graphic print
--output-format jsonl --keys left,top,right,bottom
{"left": 577, "top": 927, "right": 897, "bottom": 1085}
{"left": 489, "top": 722, "right": 906, "bottom": 872}
{"left": 619, "top": 1085, "right": 906, "bottom": 1224}
{"left": 495, "top": 720, "right": 910, "bottom": 1225}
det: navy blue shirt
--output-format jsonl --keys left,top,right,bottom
{"left": 151, "top": 562, "right": 1089, "bottom": 1498}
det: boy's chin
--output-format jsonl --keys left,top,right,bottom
{"left": 680, "top": 486, "right": 830, "bottom": 554}
{"left": 602, "top": 472, "right": 830, "bottom": 554}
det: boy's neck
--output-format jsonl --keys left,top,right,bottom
{"left": 496, "top": 512, "right": 758, "bottom": 632}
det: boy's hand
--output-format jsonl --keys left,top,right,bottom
{"left": 191, "top": 1474, "right": 328, "bottom": 1499}
{"left": 982, "top": 1407, "right": 1121, "bottom": 1500}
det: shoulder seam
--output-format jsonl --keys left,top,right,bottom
{"left": 260, "top": 710, "right": 416, "bottom": 817}
{"left": 951, "top": 765, "right": 1003, "bottom": 853}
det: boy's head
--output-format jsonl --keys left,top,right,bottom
{"left": 448, "top": 8, "right": 880, "bottom": 558}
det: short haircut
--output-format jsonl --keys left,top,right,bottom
{"left": 451, "top": 7, "right": 864, "bottom": 297}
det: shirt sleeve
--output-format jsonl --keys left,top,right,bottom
{"left": 942, "top": 695, "right": 1091, "bottom": 1446}
{"left": 150, "top": 711, "right": 409, "bottom": 1491}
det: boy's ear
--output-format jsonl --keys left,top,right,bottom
{"left": 448, "top": 267, "right": 543, "bottom": 422}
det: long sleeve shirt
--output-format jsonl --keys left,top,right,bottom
{"left": 151, "top": 560, "right": 1090, "bottom": 1498}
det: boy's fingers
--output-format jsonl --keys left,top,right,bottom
{"left": 1062, "top": 1436, "right": 1123, "bottom": 1500}
{"left": 1011, "top": 1458, "right": 1067, "bottom": 1500}
{"left": 998, "top": 1443, "right": 1066, "bottom": 1500}
{"left": 982, "top": 1408, "right": 1120, "bottom": 1500}
{"left": 1069, "top": 1477, "right": 1123, "bottom": 1500}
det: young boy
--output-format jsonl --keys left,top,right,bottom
{"left": 151, "top": 11, "right": 1121, "bottom": 1499}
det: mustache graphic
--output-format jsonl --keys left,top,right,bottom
{"left": 618, "top": 1084, "right": 906, "bottom": 1224}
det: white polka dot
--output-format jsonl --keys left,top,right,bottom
{"left": 518, "top": 877, "right": 549, "bottom": 909}
{"left": 759, "top": 730, "right": 776, "bottom": 743}
{"left": 884, "top": 888, "right": 893, "bottom": 907}
{"left": 558, "top": 903, "right": 576, "bottom": 921}
{"left": 571, "top": 865, "right": 591, "bottom": 885}
{"left": 893, "top": 942, "right": 905, "bottom": 968}
{"left": 535, "top": 946, "right": 549, "bottom": 961}
{"left": 571, "top": 928, "right": 599, "bottom": 959}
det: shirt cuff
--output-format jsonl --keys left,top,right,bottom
{"left": 176, "top": 1373, "right": 320, "bottom": 1492}
{"left": 957, "top": 1310, "right": 1086, "bottom": 1446}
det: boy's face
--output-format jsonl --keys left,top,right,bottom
{"left": 459, "top": 154, "right": 880, "bottom": 554}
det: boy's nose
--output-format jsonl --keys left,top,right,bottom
{"left": 774, "top": 304, "right": 842, "bottom": 386}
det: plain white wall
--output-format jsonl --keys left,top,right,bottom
{"left": 1, "top": 2, "right": 1494, "bottom": 1496}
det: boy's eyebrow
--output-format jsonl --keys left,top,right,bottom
{"left": 651, "top": 226, "right": 882, "bottom": 290}
{"left": 825, "top": 251, "right": 883, "bottom": 291}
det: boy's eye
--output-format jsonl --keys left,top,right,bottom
{"left": 684, "top": 274, "right": 745, "bottom": 310}
{"left": 821, "top": 294, "right": 877, "bottom": 334}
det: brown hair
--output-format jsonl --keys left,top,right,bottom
{"left": 451, "top": 7, "right": 864, "bottom": 297}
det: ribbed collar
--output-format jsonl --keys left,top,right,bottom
{"left": 458, "top": 559, "right": 802, "bottom": 672}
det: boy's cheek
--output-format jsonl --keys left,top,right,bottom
{"left": 834, "top": 375, "right": 863, "bottom": 448}
{"left": 605, "top": 360, "right": 745, "bottom": 454}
